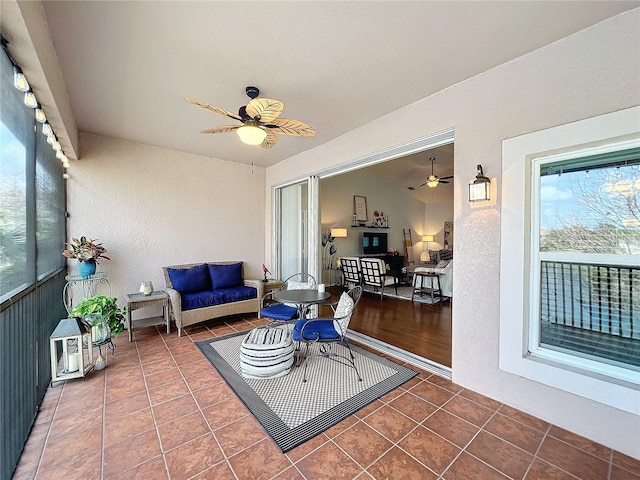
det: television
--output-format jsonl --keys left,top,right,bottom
{"left": 362, "top": 232, "right": 388, "bottom": 255}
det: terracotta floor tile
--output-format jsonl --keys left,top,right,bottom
{"left": 271, "top": 466, "right": 305, "bottom": 480}
{"left": 39, "top": 423, "right": 102, "bottom": 472}
{"left": 388, "top": 391, "right": 438, "bottom": 423}
{"left": 214, "top": 415, "right": 268, "bottom": 457}
{"left": 139, "top": 347, "right": 172, "bottom": 363}
{"left": 164, "top": 434, "right": 224, "bottom": 480}
{"left": 35, "top": 450, "right": 102, "bottom": 480}
{"left": 409, "top": 380, "right": 455, "bottom": 406}
{"left": 498, "top": 404, "right": 550, "bottom": 432}
{"left": 322, "top": 415, "right": 359, "bottom": 438}
{"left": 458, "top": 388, "right": 502, "bottom": 411}
{"left": 483, "top": 411, "right": 545, "bottom": 454}
{"left": 613, "top": 451, "right": 640, "bottom": 476}
{"left": 367, "top": 446, "right": 438, "bottom": 480}
{"left": 167, "top": 341, "right": 198, "bottom": 356}
{"left": 147, "top": 378, "right": 190, "bottom": 405}
{"left": 179, "top": 359, "right": 217, "bottom": 378}
{"left": 173, "top": 350, "right": 205, "bottom": 366}
{"left": 611, "top": 464, "right": 640, "bottom": 479}
{"left": 425, "top": 375, "right": 464, "bottom": 394}
{"left": 190, "top": 461, "right": 237, "bottom": 480}
{"left": 444, "top": 452, "right": 509, "bottom": 479}
{"left": 423, "top": 408, "right": 479, "bottom": 448}
{"left": 537, "top": 436, "right": 609, "bottom": 480}
{"left": 399, "top": 425, "right": 460, "bottom": 474}
{"left": 201, "top": 397, "right": 249, "bottom": 430}
{"left": 105, "top": 390, "right": 150, "bottom": 417}
{"left": 548, "top": 425, "right": 612, "bottom": 461}
{"left": 102, "top": 429, "right": 162, "bottom": 478}
{"left": 443, "top": 395, "right": 494, "bottom": 427}
{"left": 47, "top": 404, "right": 103, "bottom": 440}
{"left": 142, "top": 358, "right": 177, "bottom": 376}
{"left": 152, "top": 393, "right": 199, "bottom": 425}
{"left": 286, "top": 433, "right": 330, "bottom": 462}
{"left": 158, "top": 411, "right": 211, "bottom": 451}
{"left": 524, "top": 458, "right": 581, "bottom": 480}
{"left": 106, "top": 456, "right": 168, "bottom": 480}
{"left": 400, "top": 376, "right": 422, "bottom": 391}
{"left": 183, "top": 369, "right": 223, "bottom": 391}
{"left": 103, "top": 407, "right": 155, "bottom": 447}
{"left": 227, "top": 438, "right": 292, "bottom": 480}
{"left": 353, "top": 398, "right": 384, "bottom": 419}
{"left": 334, "top": 421, "right": 393, "bottom": 468}
{"left": 104, "top": 375, "right": 146, "bottom": 402}
{"left": 363, "top": 404, "right": 418, "bottom": 443}
{"left": 192, "top": 382, "right": 235, "bottom": 408}
{"left": 466, "top": 430, "right": 533, "bottom": 479}
{"left": 106, "top": 365, "right": 144, "bottom": 387}
{"left": 294, "top": 441, "right": 362, "bottom": 480}
{"left": 144, "top": 367, "right": 182, "bottom": 389}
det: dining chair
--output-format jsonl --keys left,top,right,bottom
{"left": 258, "top": 273, "right": 317, "bottom": 322}
{"left": 359, "top": 257, "right": 399, "bottom": 300}
{"left": 340, "top": 257, "right": 362, "bottom": 288}
{"left": 292, "top": 286, "right": 363, "bottom": 382}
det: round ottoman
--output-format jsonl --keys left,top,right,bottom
{"left": 240, "top": 327, "right": 295, "bottom": 379}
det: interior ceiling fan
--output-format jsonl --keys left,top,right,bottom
{"left": 407, "top": 156, "right": 453, "bottom": 190}
{"left": 184, "top": 86, "right": 316, "bottom": 149}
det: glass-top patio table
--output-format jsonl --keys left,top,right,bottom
{"left": 272, "top": 289, "right": 331, "bottom": 319}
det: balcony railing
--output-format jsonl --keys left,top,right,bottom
{"left": 540, "top": 261, "right": 639, "bottom": 367}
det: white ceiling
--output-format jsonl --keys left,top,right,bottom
{"left": 39, "top": 1, "right": 636, "bottom": 180}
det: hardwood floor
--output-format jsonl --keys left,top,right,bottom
{"left": 328, "top": 286, "right": 453, "bottom": 368}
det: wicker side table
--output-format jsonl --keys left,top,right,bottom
{"left": 126, "top": 291, "right": 170, "bottom": 342}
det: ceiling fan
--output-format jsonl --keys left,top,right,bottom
{"left": 184, "top": 86, "right": 316, "bottom": 149}
{"left": 407, "top": 156, "right": 453, "bottom": 190}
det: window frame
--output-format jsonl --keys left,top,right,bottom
{"left": 500, "top": 107, "right": 640, "bottom": 415}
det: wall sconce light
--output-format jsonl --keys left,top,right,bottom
{"left": 469, "top": 164, "right": 491, "bottom": 202}
{"left": 330, "top": 228, "right": 348, "bottom": 238}
{"left": 420, "top": 235, "right": 434, "bottom": 262}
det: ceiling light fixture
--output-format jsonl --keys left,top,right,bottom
{"left": 35, "top": 106, "right": 46, "bottom": 123}
{"left": 42, "top": 123, "right": 52, "bottom": 136}
{"left": 236, "top": 123, "right": 267, "bottom": 145}
{"left": 24, "top": 90, "right": 38, "bottom": 108}
{"left": 13, "top": 66, "right": 29, "bottom": 92}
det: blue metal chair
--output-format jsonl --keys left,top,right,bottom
{"left": 258, "top": 273, "right": 316, "bottom": 323}
{"left": 292, "top": 286, "right": 363, "bottom": 382}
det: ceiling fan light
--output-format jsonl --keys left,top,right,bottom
{"left": 426, "top": 179, "right": 439, "bottom": 188}
{"left": 237, "top": 124, "right": 267, "bottom": 145}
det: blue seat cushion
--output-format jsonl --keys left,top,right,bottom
{"left": 292, "top": 319, "right": 340, "bottom": 342}
{"left": 219, "top": 285, "right": 256, "bottom": 303}
{"left": 181, "top": 290, "right": 225, "bottom": 310}
{"left": 167, "top": 264, "right": 211, "bottom": 293}
{"left": 208, "top": 262, "right": 243, "bottom": 289}
{"left": 260, "top": 303, "right": 298, "bottom": 321}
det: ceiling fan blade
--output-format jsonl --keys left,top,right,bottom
{"left": 246, "top": 98, "right": 284, "bottom": 123}
{"left": 440, "top": 175, "right": 454, "bottom": 180}
{"left": 439, "top": 180, "right": 450, "bottom": 184}
{"left": 184, "top": 97, "right": 242, "bottom": 121}
{"left": 261, "top": 129, "right": 278, "bottom": 149}
{"left": 266, "top": 118, "right": 316, "bottom": 137}
{"left": 199, "top": 125, "right": 240, "bottom": 134}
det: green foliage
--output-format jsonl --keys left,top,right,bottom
{"left": 71, "top": 295, "right": 126, "bottom": 337}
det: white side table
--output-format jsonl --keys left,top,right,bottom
{"left": 126, "top": 291, "right": 170, "bottom": 342}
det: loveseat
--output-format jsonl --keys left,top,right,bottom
{"left": 163, "top": 261, "right": 263, "bottom": 336}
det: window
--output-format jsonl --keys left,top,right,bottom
{"left": 500, "top": 107, "right": 640, "bottom": 414}
{"left": 0, "top": 43, "right": 65, "bottom": 303}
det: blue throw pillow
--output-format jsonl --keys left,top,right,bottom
{"left": 167, "top": 264, "right": 211, "bottom": 293}
{"left": 208, "top": 262, "right": 243, "bottom": 290}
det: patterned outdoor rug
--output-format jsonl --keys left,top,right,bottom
{"left": 196, "top": 330, "right": 417, "bottom": 452}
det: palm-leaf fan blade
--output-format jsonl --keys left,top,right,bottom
{"left": 267, "top": 118, "right": 316, "bottom": 137}
{"left": 200, "top": 125, "right": 240, "bottom": 134}
{"left": 246, "top": 98, "right": 284, "bottom": 123}
{"left": 261, "top": 129, "right": 278, "bottom": 149}
{"left": 184, "top": 97, "right": 241, "bottom": 121}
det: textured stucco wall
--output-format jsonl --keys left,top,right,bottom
{"left": 266, "top": 9, "right": 640, "bottom": 457}
{"left": 66, "top": 134, "right": 266, "bottom": 310}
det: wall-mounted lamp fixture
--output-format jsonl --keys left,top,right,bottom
{"left": 469, "top": 164, "right": 491, "bottom": 202}
{"left": 420, "top": 235, "right": 434, "bottom": 262}
{"left": 330, "top": 228, "right": 348, "bottom": 238}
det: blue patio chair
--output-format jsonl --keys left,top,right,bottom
{"left": 258, "top": 273, "right": 316, "bottom": 323}
{"left": 292, "top": 286, "right": 363, "bottom": 382}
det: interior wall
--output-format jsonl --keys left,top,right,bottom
{"left": 266, "top": 9, "right": 640, "bottom": 457}
{"left": 66, "top": 134, "right": 266, "bottom": 306}
{"left": 320, "top": 168, "right": 429, "bottom": 262}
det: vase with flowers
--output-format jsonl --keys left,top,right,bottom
{"left": 62, "top": 236, "right": 110, "bottom": 278}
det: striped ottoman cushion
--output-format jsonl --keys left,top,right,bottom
{"left": 240, "top": 327, "right": 295, "bottom": 379}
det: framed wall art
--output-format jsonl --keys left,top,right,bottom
{"left": 354, "top": 195, "right": 368, "bottom": 222}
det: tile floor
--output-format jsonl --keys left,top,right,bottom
{"left": 12, "top": 315, "right": 640, "bottom": 480}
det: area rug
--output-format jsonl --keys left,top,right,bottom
{"left": 196, "top": 330, "right": 417, "bottom": 452}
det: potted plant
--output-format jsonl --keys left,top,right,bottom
{"left": 71, "top": 294, "right": 126, "bottom": 338}
{"left": 62, "top": 236, "right": 110, "bottom": 278}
